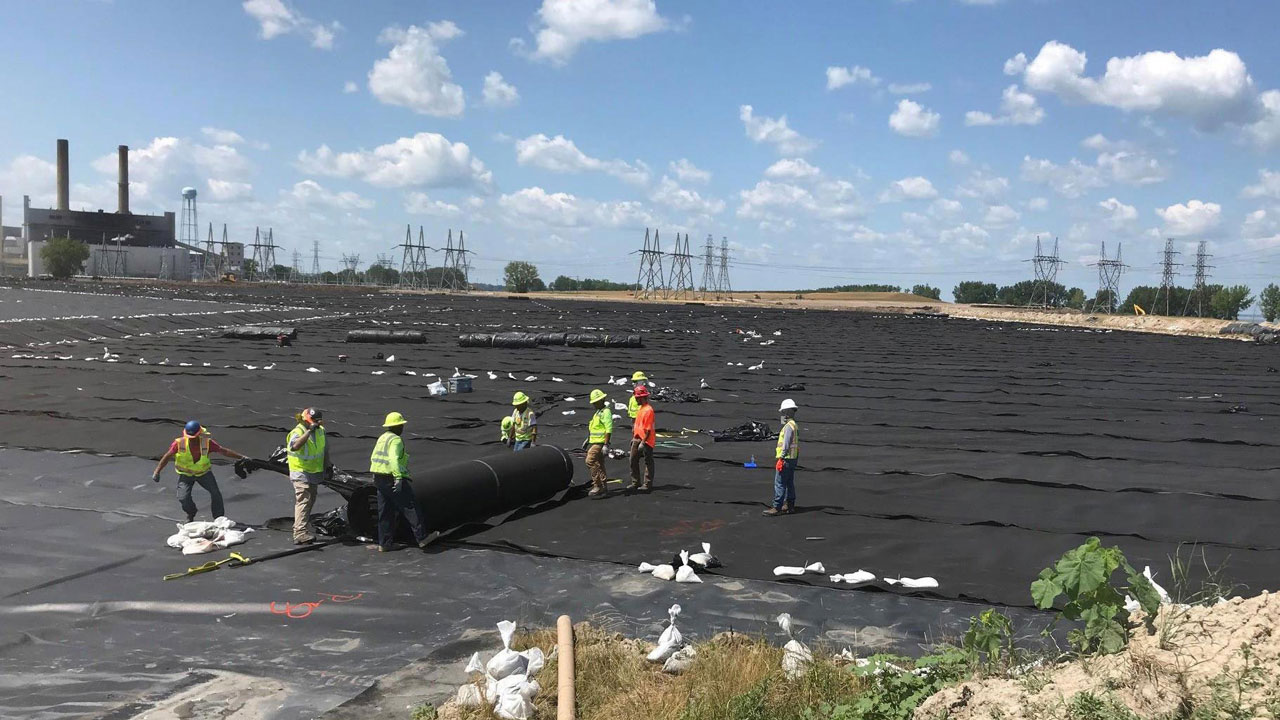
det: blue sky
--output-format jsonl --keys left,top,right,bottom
{"left": 2, "top": 0, "right": 1280, "bottom": 296}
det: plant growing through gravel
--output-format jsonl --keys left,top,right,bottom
{"left": 962, "top": 609, "right": 1014, "bottom": 670}
{"left": 1030, "top": 538, "right": 1160, "bottom": 655}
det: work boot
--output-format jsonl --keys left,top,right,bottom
{"left": 780, "top": 503, "right": 793, "bottom": 515}
{"left": 626, "top": 479, "right": 644, "bottom": 490}
{"left": 640, "top": 480, "right": 652, "bottom": 492}
{"left": 588, "top": 483, "right": 607, "bottom": 498}
{"left": 185, "top": 514, "right": 196, "bottom": 523}
{"left": 761, "top": 507, "right": 781, "bottom": 517}
{"left": 294, "top": 536, "right": 316, "bottom": 545}
{"left": 418, "top": 531, "right": 441, "bottom": 549}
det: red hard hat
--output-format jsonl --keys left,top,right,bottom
{"left": 633, "top": 385, "right": 650, "bottom": 398}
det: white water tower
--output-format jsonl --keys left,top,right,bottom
{"left": 179, "top": 187, "right": 198, "bottom": 246}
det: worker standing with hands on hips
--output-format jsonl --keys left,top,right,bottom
{"left": 508, "top": 392, "right": 537, "bottom": 451}
{"left": 763, "top": 399, "right": 800, "bottom": 517}
{"left": 585, "top": 389, "right": 613, "bottom": 498}
{"left": 628, "top": 385, "right": 656, "bottom": 492}
{"left": 368, "top": 412, "right": 437, "bottom": 552}
{"left": 628, "top": 371, "right": 648, "bottom": 418}
{"left": 286, "top": 408, "right": 329, "bottom": 545}
{"left": 152, "top": 421, "right": 248, "bottom": 522}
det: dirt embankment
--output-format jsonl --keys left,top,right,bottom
{"left": 917, "top": 592, "right": 1280, "bottom": 719}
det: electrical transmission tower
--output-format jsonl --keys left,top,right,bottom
{"left": 397, "top": 225, "right": 428, "bottom": 289}
{"left": 1026, "top": 236, "right": 1066, "bottom": 308}
{"left": 716, "top": 237, "right": 733, "bottom": 300}
{"left": 201, "top": 223, "right": 220, "bottom": 280}
{"left": 438, "top": 229, "right": 469, "bottom": 292}
{"left": 1181, "top": 241, "right": 1213, "bottom": 317}
{"left": 340, "top": 254, "right": 361, "bottom": 284}
{"left": 699, "top": 234, "right": 717, "bottom": 300}
{"left": 310, "top": 240, "right": 321, "bottom": 282}
{"left": 1151, "top": 238, "right": 1182, "bottom": 316}
{"left": 1089, "top": 241, "right": 1126, "bottom": 314}
{"left": 289, "top": 250, "right": 301, "bottom": 283}
{"left": 633, "top": 228, "right": 667, "bottom": 299}
{"left": 249, "top": 227, "right": 278, "bottom": 281}
{"left": 666, "top": 233, "right": 696, "bottom": 300}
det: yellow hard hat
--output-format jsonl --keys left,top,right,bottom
{"left": 631, "top": 371, "right": 648, "bottom": 382}
{"left": 512, "top": 391, "right": 530, "bottom": 406}
{"left": 589, "top": 388, "right": 608, "bottom": 404}
{"left": 382, "top": 411, "right": 407, "bottom": 427}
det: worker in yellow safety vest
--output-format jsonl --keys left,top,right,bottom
{"left": 500, "top": 416, "right": 514, "bottom": 446}
{"left": 286, "top": 407, "right": 329, "bottom": 545}
{"left": 585, "top": 389, "right": 613, "bottom": 498}
{"left": 368, "top": 412, "right": 436, "bottom": 551}
{"left": 628, "top": 371, "right": 649, "bottom": 418}
{"left": 507, "top": 392, "right": 537, "bottom": 451}
{"left": 762, "top": 399, "right": 799, "bottom": 517}
{"left": 151, "top": 420, "right": 249, "bottom": 522}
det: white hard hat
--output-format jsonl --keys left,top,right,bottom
{"left": 779, "top": 399, "right": 798, "bottom": 412}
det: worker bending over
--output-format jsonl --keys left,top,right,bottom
{"left": 585, "top": 389, "right": 612, "bottom": 498}
{"left": 368, "top": 412, "right": 436, "bottom": 551}
{"left": 629, "top": 386, "right": 655, "bottom": 492}
{"left": 628, "top": 371, "right": 648, "bottom": 418}
{"left": 763, "top": 399, "right": 800, "bottom": 517}
{"left": 152, "top": 421, "right": 248, "bottom": 522}
{"left": 286, "top": 407, "right": 329, "bottom": 545}
{"left": 508, "top": 392, "right": 537, "bottom": 451}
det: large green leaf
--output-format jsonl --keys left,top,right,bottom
{"left": 1031, "top": 576, "right": 1061, "bottom": 609}
{"left": 1056, "top": 544, "right": 1108, "bottom": 594}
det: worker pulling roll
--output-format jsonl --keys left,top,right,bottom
{"left": 286, "top": 408, "right": 329, "bottom": 545}
{"left": 585, "top": 389, "right": 612, "bottom": 498}
{"left": 507, "top": 392, "right": 537, "bottom": 451}
{"left": 762, "top": 399, "right": 800, "bottom": 517}
{"left": 368, "top": 412, "right": 436, "bottom": 552}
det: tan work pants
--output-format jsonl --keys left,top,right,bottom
{"left": 629, "top": 439, "right": 654, "bottom": 486}
{"left": 293, "top": 479, "right": 318, "bottom": 541}
{"left": 586, "top": 444, "right": 608, "bottom": 487}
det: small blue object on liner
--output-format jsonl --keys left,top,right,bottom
{"left": 743, "top": 454, "right": 757, "bottom": 468}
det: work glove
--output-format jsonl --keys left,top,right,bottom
{"left": 775, "top": 458, "right": 785, "bottom": 472}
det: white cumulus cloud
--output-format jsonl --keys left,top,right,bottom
{"left": 650, "top": 176, "right": 724, "bottom": 216}
{"left": 1003, "top": 52, "right": 1028, "bottom": 76}
{"left": 889, "top": 99, "right": 941, "bottom": 138}
{"left": 888, "top": 82, "right": 932, "bottom": 95}
{"left": 521, "top": 0, "right": 669, "bottom": 65}
{"left": 879, "top": 176, "right": 938, "bottom": 202}
{"left": 965, "top": 84, "right": 1044, "bottom": 126}
{"left": 482, "top": 71, "right": 520, "bottom": 108}
{"left": 826, "top": 65, "right": 879, "bottom": 90}
{"left": 498, "top": 186, "right": 652, "bottom": 228}
{"left": 668, "top": 158, "right": 710, "bottom": 184}
{"left": 1098, "top": 197, "right": 1137, "bottom": 226}
{"left": 368, "top": 23, "right": 466, "bottom": 117}
{"left": 949, "top": 149, "right": 971, "bottom": 165}
{"left": 763, "top": 158, "right": 821, "bottom": 182}
{"left": 740, "top": 105, "right": 818, "bottom": 155}
{"left": 207, "top": 179, "right": 253, "bottom": 202}
{"left": 242, "top": 0, "right": 340, "bottom": 49}
{"left": 284, "top": 179, "right": 373, "bottom": 210}
{"left": 1156, "top": 199, "right": 1222, "bottom": 237}
{"left": 1242, "top": 169, "right": 1280, "bottom": 199}
{"left": 983, "top": 204, "right": 1020, "bottom": 227}
{"left": 342, "top": 80, "right": 358, "bottom": 94}
{"left": 297, "top": 132, "right": 492, "bottom": 189}
{"left": 514, "top": 133, "right": 648, "bottom": 185}
{"left": 405, "top": 192, "right": 462, "bottom": 216}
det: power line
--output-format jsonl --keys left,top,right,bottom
{"left": 634, "top": 228, "right": 666, "bottom": 299}
{"left": 1182, "top": 241, "right": 1214, "bottom": 317}
{"left": 666, "top": 232, "right": 696, "bottom": 300}
{"left": 1089, "top": 241, "right": 1126, "bottom": 314}
{"left": 1151, "top": 238, "right": 1182, "bottom": 316}
{"left": 1026, "top": 236, "right": 1065, "bottom": 308}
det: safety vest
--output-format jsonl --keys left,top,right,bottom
{"left": 287, "top": 424, "right": 326, "bottom": 474}
{"left": 588, "top": 407, "right": 613, "bottom": 444}
{"left": 174, "top": 432, "right": 212, "bottom": 476}
{"left": 513, "top": 408, "right": 535, "bottom": 441}
{"left": 500, "top": 415, "right": 514, "bottom": 441}
{"left": 776, "top": 419, "right": 799, "bottom": 460}
{"left": 369, "top": 431, "right": 408, "bottom": 478}
{"left": 627, "top": 395, "right": 639, "bottom": 419}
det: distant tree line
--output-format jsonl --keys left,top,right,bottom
{"left": 953, "top": 279, "right": 1260, "bottom": 320}
{"left": 549, "top": 276, "right": 637, "bottom": 292}
{"left": 793, "top": 283, "right": 941, "bottom": 299}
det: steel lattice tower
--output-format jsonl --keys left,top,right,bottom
{"left": 1181, "top": 241, "right": 1213, "bottom": 317}
{"left": 1151, "top": 238, "right": 1182, "bottom": 316}
{"left": 1090, "top": 241, "right": 1126, "bottom": 314}
{"left": 310, "top": 240, "right": 321, "bottom": 282}
{"left": 699, "top": 234, "right": 717, "bottom": 299}
{"left": 716, "top": 237, "right": 733, "bottom": 300}
{"left": 398, "top": 224, "right": 425, "bottom": 288}
{"left": 633, "top": 228, "right": 667, "bottom": 299}
{"left": 248, "top": 227, "right": 278, "bottom": 281}
{"left": 201, "top": 223, "right": 221, "bottom": 280}
{"left": 340, "top": 254, "right": 361, "bottom": 284}
{"left": 666, "top": 233, "right": 696, "bottom": 300}
{"left": 289, "top": 250, "right": 301, "bottom": 283}
{"left": 1026, "top": 236, "right": 1066, "bottom": 307}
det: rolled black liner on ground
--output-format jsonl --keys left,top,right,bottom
{"left": 345, "top": 329, "right": 427, "bottom": 343}
{"left": 457, "top": 331, "right": 641, "bottom": 348}
{"left": 220, "top": 325, "right": 297, "bottom": 339}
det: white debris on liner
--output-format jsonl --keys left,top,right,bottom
{"left": 829, "top": 570, "right": 876, "bottom": 584}
{"left": 244, "top": 364, "right": 258, "bottom": 370}
{"left": 646, "top": 604, "right": 684, "bottom": 662}
{"left": 428, "top": 381, "right": 447, "bottom": 396}
{"left": 688, "top": 542, "right": 718, "bottom": 568}
{"left": 804, "top": 561, "right": 825, "bottom": 574}
{"left": 263, "top": 363, "right": 275, "bottom": 370}
{"left": 748, "top": 361, "right": 764, "bottom": 370}
{"left": 371, "top": 371, "right": 385, "bottom": 376}
{"left": 651, "top": 564, "right": 676, "bottom": 581}
{"left": 403, "top": 370, "right": 417, "bottom": 376}
{"left": 614, "top": 377, "right": 628, "bottom": 386}
{"left": 564, "top": 397, "right": 576, "bottom": 402}
{"left": 614, "top": 402, "right": 627, "bottom": 411}
{"left": 700, "top": 378, "right": 711, "bottom": 389}
{"left": 884, "top": 576, "right": 938, "bottom": 589}
{"left": 552, "top": 377, "right": 564, "bottom": 382}
{"left": 488, "top": 371, "right": 499, "bottom": 380}
{"left": 773, "top": 566, "right": 806, "bottom": 577}
{"left": 1124, "top": 565, "right": 1173, "bottom": 613}
{"left": 777, "top": 613, "right": 813, "bottom": 679}
{"left": 385, "top": 354, "right": 395, "bottom": 362}
{"left": 306, "top": 367, "right": 321, "bottom": 373}
{"left": 508, "top": 372, "right": 517, "bottom": 380}
{"left": 561, "top": 410, "right": 576, "bottom": 416}
{"left": 165, "top": 516, "right": 253, "bottom": 555}
{"left": 773, "top": 330, "right": 782, "bottom": 336}
{"left": 675, "top": 550, "right": 702, "bottom": 583}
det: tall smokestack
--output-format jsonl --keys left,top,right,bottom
{"left": 56, "top": 139, "right": 69, "bottom": 211}
{"left": 117, "top": 145, "right": 129, "bottom": 214}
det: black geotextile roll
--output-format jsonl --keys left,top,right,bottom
{"left": 221, "top": 325, "right": 297, "bottom": 339}
{"left": 346, "top": 444, "right": 574, "bottom": 539}
{"left": 457, "top": 332, "right": 641, "bottom": 348}
{"left": 345, "top": 329, "right": 427, "bottom": 343}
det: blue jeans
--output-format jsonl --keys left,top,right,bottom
{"left": 773, "top": 459, "right": 797, "bottom": 510}
{"left": 373, "top": 474, "right": 429, "bottom": 548}
{"left": 512, "top": 440, "right": 532, "bottom": 451}
{"left": 177, "top": 472, "right": 224, "bottom": 520}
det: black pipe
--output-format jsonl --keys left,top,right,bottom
{"left": 346, "top": 445, "right": 575, "bottom": 540}
{"left": 345, "top": 329, "right": 427, "bottom": 344}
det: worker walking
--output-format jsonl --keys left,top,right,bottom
{"left": 368, "top": 412, "right": 436, "bottom": 552}
{"left": 152, "top": 421, "right": 248, "bottom": 522}
{"left": 763, "top": 399, "right": 800, "bottom": 517}
{"left": 628, "top": 386, "right": 656, "bottom": 492}
{"left": 508, "top": 392, "right": 537, "bottom": 451}
{"left": 286, "top": 408, "right": 329, "bottom": 545}
{"left": 585, "top": 389, "right": 613, "bottom": 498}
{"left": 627, "top": 371, "right": 648, "bottom": 418}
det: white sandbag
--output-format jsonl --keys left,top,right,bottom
{"left": 804, "top": 561, "right": 826, "bottom": 574}
{"left": 485, "top": 620, "right": 527, "bottom": 680}
{"left": 782, "top": 639, "right": 813, "bottom": 679}
{"left": 663, "top": 645, "right": 697, "bottom": 674}
{"left": 773, "top": 566, "right": 805, "bottom": 576}
{"left": 1143, "top": 565, "right": 1171, "bottom": 603}
{"left": 675, "top": 565, "right": 702, "bottom": 583}
{"left": 181, "top": 538, "right": 217, "bottom": 555}
{"left": 521, "top": 647, "right": 545, "bottom": 677}
{"left": 465, "top": 652, "right": 484, "bottom": 674}
{"left": 829, "top": 570, "right": 876, "bottom": 585}
{"left": 688, "top": 542, "right": 718, "bottom": 568}
{"left": 638, "top": 562, "right": 657, "bottom": 572}
{"left": 488, "top": 673, "right": 531, "bottom": 703}
{"left": 646, "top": 604, "right": 683, "bottom": 662}
{"left": 494, "top": 692, "right": 534, "bottom": 720}
{"left": 776, "top": 612, "right": 794, "bottom": 637}
{"left": 166, "top": 531, "right": 185, "bottom": 549}
{"left": 427, "top": 381, "right": 448, "bottom": 397}
{"left": 884, "top": 576, "right": 938, "bottom": 589}
{"left": 651, "top": 564, "right": 675, "bottom": 581}
{"left": 455, "top": 684, "right": 484, "bottom": 707}
{"left": 214, "top": 528, "right": 252, "bottom": 548}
